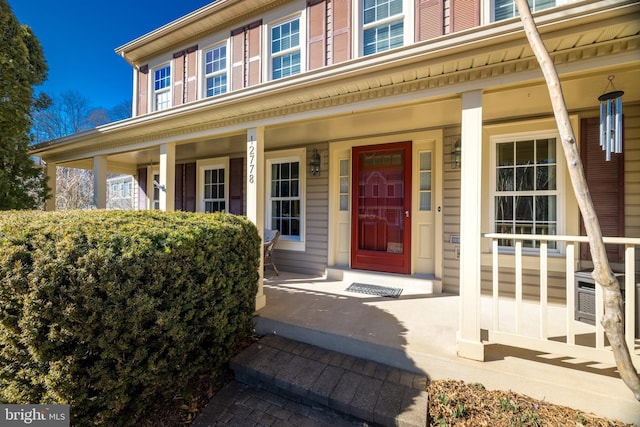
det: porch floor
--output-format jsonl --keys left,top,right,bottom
{"left": 255, "top": 270, "right": 640, "bottom": 424}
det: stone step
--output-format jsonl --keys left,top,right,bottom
{"left": 230, "top": 334, "right": 428, "bottom": 427}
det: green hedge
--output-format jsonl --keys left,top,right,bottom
{"left": 0, "top": 210, "right": 260, "bottom": 425}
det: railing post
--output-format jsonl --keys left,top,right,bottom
{"left": 540, "top": 240, "right": 548, "bottom": 339}
{"left": 625, "top": 245, "right": 636, "bottom": 350}
{"left": 515, "top": 240, "right": 523, "bottom": 335}
{"left": 566, "top": 242, "right": 575, "bottom": 345}
{"left": 492, "top": 239, "right": 499, "bottom": 332}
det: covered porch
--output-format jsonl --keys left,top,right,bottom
{"left": 256, "top": 269, "right": 640, "bottom": 423}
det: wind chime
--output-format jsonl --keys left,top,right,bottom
{"left": 598, "top": 75, "right": 624, "bottom": 161}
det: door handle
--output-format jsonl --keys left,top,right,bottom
{"left": 405, "top": 210, "right": 410, "bottom": 218}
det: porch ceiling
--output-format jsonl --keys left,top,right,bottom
{"left": 34, "top": 0, "right": 640, "bottom": 169}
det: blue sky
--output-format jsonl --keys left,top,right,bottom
{"left": 9, "top": 0, "right": 212, "bottom": 111}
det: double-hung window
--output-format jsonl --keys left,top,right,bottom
{"left": 197, "top": 158, "right": 228, "bottom": 213}
{"left": 493, "top": 0, "right": 555, "bottom": 21}
{"left": 204, "top": 44, "right": 227, "bottom": 97}
{"left": 267, "top": 149, "right": 305, "bottom": 250}
{"left": 363, "top": 0, "right": 404, "bottom": 56}
{"left": 271, "top": 17, "right": 301, "bottom": 80}
{"left": 153, "top": 65, "right": 171, "bottom": 111}
{"left": 493, "top": 136, "right": 559, "bottom": 249}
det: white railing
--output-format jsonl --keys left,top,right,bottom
{"left": 482, "top": 233, "right": 639, "bottom": 365}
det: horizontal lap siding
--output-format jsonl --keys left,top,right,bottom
{"left": 273, "top": 144, "right": 329, "bottom": 275}
{"left": 481, "top": 267, "right": 567, "bottom": 303}
{"left": 624, "top": 105, "right": 640, "bottom": 268}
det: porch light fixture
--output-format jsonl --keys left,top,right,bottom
{"left": 451, "top": 138, "right": 461, "bottom": 169}
{"left": 598, "top": 75, "right": 624, "bottom": 161}
{"left": 310, "top": 149, "right": 321, "bottom": 176}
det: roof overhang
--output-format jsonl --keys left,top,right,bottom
{"left": 115, "top": 0, "right": 285, "bottom": 65}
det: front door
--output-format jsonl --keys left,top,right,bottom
{"left": 351, "top": 142, "right": 412, "bottom": 274}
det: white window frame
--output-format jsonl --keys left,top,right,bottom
{"left": 147, "top": 167, "right": 160, "bottom": 210}
{"left": 266, "top": 148, "right": 306, "bottom": 251}
{"left": 202, "top": 41, "right": 228, "bottom": 98}
{"left": 196, "top": 158, "right": 229, "bottom": 213}
{"left": 490, "top": 130, "right": 564, "bottom": 254}
{"left": 491, "top": 0, "right": 557, "bottom": 22}
{"left": 355, "top": 0, "right": 413, "bottom": 57}
{"left": 268, "top": 14, "right": 305, "bottom": 81}
{"left": 152, "top": 63, "right": 172, "bottom": 111}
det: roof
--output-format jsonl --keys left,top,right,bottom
{"left": 115, "top": 0, "right": 283, "bottom": 65}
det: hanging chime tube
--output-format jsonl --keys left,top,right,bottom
{"left": 598, "top": 86, "right": 624, "bottom": 162}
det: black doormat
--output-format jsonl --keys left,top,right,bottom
{"left": 345, "top": 282, "right": 403, "bottom": 298}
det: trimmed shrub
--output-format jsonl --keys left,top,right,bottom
{"left": 0, "top": 210, "right": 260, "bottom": 425}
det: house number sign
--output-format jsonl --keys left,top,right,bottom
{"left": 248, "top": 137, "right": 256, "bottom": 184}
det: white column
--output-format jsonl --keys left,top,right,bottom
{"left": 93, "top": 155, "right": 107, "bottom": 209}
{"left": 45, "top": 161, "right": 56, "bottom": 211}
{"left": 456, "top": 90, "right": 485, "bottom": 361}
{"left": 247, "top": 127, "right": 266, "bottom": 310}
{"left": 159, "top": 142, "right": 176, "bottom": 211}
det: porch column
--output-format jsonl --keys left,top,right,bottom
{"left": 93, "top": 155, "right": 107, "bottom": 209}
{"left": 44, "top": 161, "right": 56, "bottom": 211}
{"left": 159, "top": 142, "right": 176, "bottom": 211}
{"left": 247, "top": 127, "right": 267, "bottom": 310}
{"left": 456, "top": 90, "right": 485, "bottom": 361}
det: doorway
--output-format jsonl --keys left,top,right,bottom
{"left": 351, "top": 142, "right": 412, "bottom": 274}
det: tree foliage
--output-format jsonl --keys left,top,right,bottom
{"left": 0, "top": 0, "right": 49, "bottom": 210}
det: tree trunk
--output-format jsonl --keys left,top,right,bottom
{"left": 514, "top": 0, "right": 640, "bottom": 399}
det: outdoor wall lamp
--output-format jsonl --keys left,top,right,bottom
{"left": 310, "top": 149, "right": 321, "bottom": 176}
{"left": 451, "top": 138, "right": 461, "bottom": 169}
{"left": 598, "top": 75, "right": 624, "bottom": 161}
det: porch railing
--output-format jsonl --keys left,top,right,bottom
{"left": 482, "top": 233, "right": 639, "bottom": 365}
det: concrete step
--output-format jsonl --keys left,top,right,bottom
{"left": 326, "top": 267, "right": 442, "bottom": 294}
{"left": 230, "top": 334, "right": 429, "bottom": 427}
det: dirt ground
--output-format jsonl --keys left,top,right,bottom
{"left": 427, "top": 379, "right": 634, "bottom": 426}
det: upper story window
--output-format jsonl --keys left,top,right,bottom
{"left": 493, "top": 136, "right": 559, "bottom": 249}
{"left": 204, "top": 44, "right": 227, "bottom": 97}
{"left": 271, "top": 17, "right": 301, "bottom": 80}
{"left": 363, "top": 0, "right": 404, "bottom": 56}
{"left": 493, "top": 0, "right": 555, "bottom": 21}
{"left": 153, "top": 65, "right": 171, "bottom": 111}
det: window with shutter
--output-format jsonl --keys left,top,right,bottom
{"left": 362, "top": 0, "right": 405, "bottom": 56}
{"left": 493, "top": 0, "right": 555, "bottom": 22}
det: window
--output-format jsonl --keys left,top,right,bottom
{"left": 419, "top": 151, "right": 432, "bottom": 211}
{"left": 271, "top": 17, "right": 301, "bottom": 80}
{"left": 363, "top": 0, "right": 404, "bottom": 56}
{"left": 271, "top": 161, "right": 300, "bottom": 237}
{"left": 153, "top": 65, "right": 171, "bottom": 111}
{"left": 204, "top": 44, "right": 227, "bottom": 97}
{"left": 203, "top": 168, "right": 226, "bottom": 213}
{"left": 152, "top": 172, "right": 160, "bottom": 210}
{"left": 339, "top": 159, "right": 349, "bottom": 211}
{"left": 494, "top": 0, "right": 555, "bottom": 21}
{"left": 197, "top": 158, "right": 228, "bottom": 213}
{"left": 493, "top": 137, "right": 558, "bottom": 249}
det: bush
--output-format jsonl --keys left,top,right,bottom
{"left": 0, "top": 210, "right": 260, "bottom": 426}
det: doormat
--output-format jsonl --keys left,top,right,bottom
{"left": 346, "top": 282, "right": 403, "bottom": 298}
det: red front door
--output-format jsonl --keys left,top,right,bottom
{"left": 351, "top": 142, "right": 412, "bottom": 274}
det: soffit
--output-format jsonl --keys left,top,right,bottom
{"left": 34, "top": 1, "right": 640, "bottom": 162}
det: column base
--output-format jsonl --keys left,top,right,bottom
{"left": 456, "top": 334, "right": 486, "bottom": 361}
{"left": 255, "top": 293, "right": 267, "bottom": 311}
